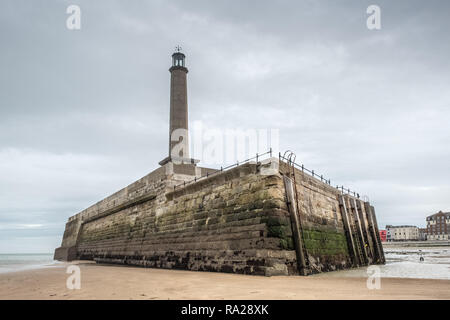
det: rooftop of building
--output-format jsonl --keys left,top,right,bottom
{"left": 386, "top": 225, "right": 418, "bottom": 228}
{"left": 426, "top": 211, "right": 450, "bottom": 220}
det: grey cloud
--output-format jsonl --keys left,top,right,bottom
{"left": 0, "top": 0, "right": 449, "bottom": 253}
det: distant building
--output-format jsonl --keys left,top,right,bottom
{"left": 418, "top": 228, "right": 427, "bottom": 241}
{"left": 426, "top": 211, "right": 450, "bottom": 241}
{"left": 379, "top": 230, "right": 387, "bottom": 242}
{"left": 386, "top": 225, "right": 419, "bottom": 242}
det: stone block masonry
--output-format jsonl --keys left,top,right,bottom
{"left": 55, "top": 158, "right": 384, "bottom": 276}
{"left": 279, "top": 160, "right": 384, "bottom": 274}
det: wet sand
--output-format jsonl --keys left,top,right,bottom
{"left": 0, "top": 261, "right": 449, "bottom": 300}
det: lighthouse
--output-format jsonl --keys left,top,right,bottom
{"left": 159, "top": 47, "right": 198, "bottom": 166}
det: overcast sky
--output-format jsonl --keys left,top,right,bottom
{"left": 1, "top": 0, "right": 449, "bottom": 253}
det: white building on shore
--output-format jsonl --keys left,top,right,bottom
{"left": 386, "top": 225, "right": 419, "bottom": 242}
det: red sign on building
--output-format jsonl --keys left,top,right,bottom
{"left": 379, "top": 230, "right": 387, "bottom": 242}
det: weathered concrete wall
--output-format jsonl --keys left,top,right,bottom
{"left": 55, "top": 158, "right": 384, "bottom": 276}
{"left": 278, "top": 161, "right": 384, "bottom": 274}
{"left": 57, "top": 161, "right": 299, "bottom": 276}
{"left": 55, "top": 164, "right": 202, "bottom": 260}
{"left": 279, "top": 162, "right": 351, "bottom": 274}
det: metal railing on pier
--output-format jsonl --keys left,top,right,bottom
{"left": 173, "top": 149, "right": 274, "bottom": 191}
{"left": 172, "top": 148, "right": 363, "bottom": 199}
{"left": 279, "top": 151, "right": 362, "bottom": 198}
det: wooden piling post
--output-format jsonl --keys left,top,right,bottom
{"left": 283, "top": 176, "right": 308, "bottom": 276}
{"left": 350, "top": 198, "right": 369, "bottom": 265}
{"left": 338, "top": 195, "right": 359, "bottom": 267}
{"left": 356, "top": 200, "right": 374, "bottom": 262}
{"left": 364, "top": 202, "right": 385, "bottom": 264}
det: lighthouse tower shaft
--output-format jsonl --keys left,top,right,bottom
{"left": 159, "top": 50, "right": 198, "bottom": 166}
{"left": 169, "top": 53, "right": 189, "bottom": 159}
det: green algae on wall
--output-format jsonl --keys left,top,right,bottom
{"left": 302, "top": 228, "right": 349, "bottom": 256}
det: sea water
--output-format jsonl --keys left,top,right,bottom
{"left": 0, "top": 253, "right": 58, "bottom": 274}
{"left": 312, "top": 246, "right": 450, "bottom": 280}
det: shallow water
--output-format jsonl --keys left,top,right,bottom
{"left": 312, "top": 246, "right": 450, "bottom": 280}
{"left": 0, "top": 253, "right": 58, "bottom": 274}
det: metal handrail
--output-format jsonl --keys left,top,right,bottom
{"left": 278, "top": 152, "right": 361, "bottom": 198}
{"left": 173, "top": 148, "right": 273, "bottom": 191}
{"left": 171, "top": 148, "right": 361, "bottom": 199}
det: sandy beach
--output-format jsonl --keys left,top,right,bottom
{"left": 0, "top": 261, "right": 449, "bottom": 300}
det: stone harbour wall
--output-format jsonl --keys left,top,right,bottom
{"left": 55, "top": 158, "right": 384, "bottom": 276}
{"left": 279, "top": 161, "right": 384, "bottom": 274}
{"left": 67, "top": 162, "right": 298, "bottom": 276}
{"left": 280, "top": 161, "right": 352, "bottom": 273}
